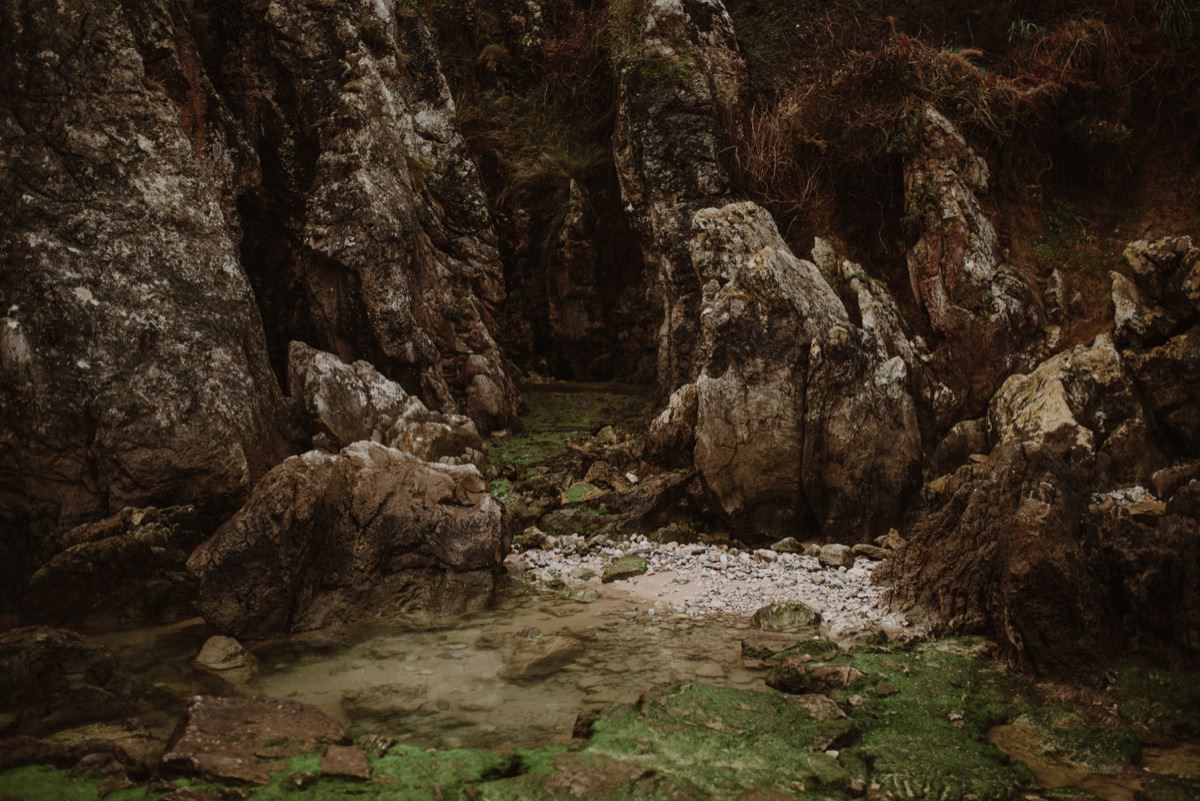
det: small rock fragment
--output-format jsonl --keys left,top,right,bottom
{"left": 818, "top": 544, "right": 855, "bottom": 569}
{"left": 321, "top": 744, "right": 371, "bottom": 780}
{"left": 602, "top": 556, "right": 648, "bottom": 583}
{"left": 850, "top": 544, "right": 891, "bottom": 561}
{"left": 752, "top": 602, "right": 821, "bottom": 631}
{"left": 192, "top": 636, "right": 258, "bottom": 685}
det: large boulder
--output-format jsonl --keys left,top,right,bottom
{"left": 0, "top": 0, "right": 289, "bottom": 579}
{"left": 0, "top": 627, "right": 134, "bottom": 736}
{"left": 611, "top": 0, "right": 745, "bottom": 393}
{"left": 213, "top": 0, "right": 517, "bottom": 431}
{"left": 288, "top": 341, "right": 486, "bottom": 466}
{"left": 689, "top": 203, "right": 921, "bottom": 543}
{"left": 24, "top": 506, "right": 205, "bottom": 630}
{"left": 903, "top": 106, "right": 1039, "bottom": 416}
{"left": 188, "top": 441, "right": 506, "bottom": 639}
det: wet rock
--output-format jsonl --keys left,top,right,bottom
{"left": 162, "top": 696, "right": 346, "bottom": 785}
{"left": 342, "top": 684, "right": 428, "bottom": 722}
{"left": 0, "top": 627, "right": 133, "bottom": 736}
{"left": 288, "top": 342, "right": 487, "bottom": 466}
{"left": 499, "top": 632, "right": 586, "bottom": 682}
{"left": 819, "top": 545, "right": 855, "bottom": 569}
{"left": 320, "top": 745, "right": 371, "bottom": 781}
{"left": 740, "top": 633, "right": 803, "bottom": 661}
{"left": 850, "top": 545, "right": 891, "bottom": 561}
{"left": 192, "top": 637, "right": 258, "bottom": 686}
{"left": 24, "top": 506, "right": 204, "bottom": 630}
{"left": 752, "top": 602, "right": 821, "bottom": 632}
{"left": 601, "top": 556, "right": 649, "bottom": 583}
{"left": 189, "top": 441, "right": 505, "bottom": 639}
{"left": 0, "top": 0, "right": 289, "bottom": 570}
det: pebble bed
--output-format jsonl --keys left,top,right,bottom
{"left": 515, "top": 534, "right": 919, "bottom": 643}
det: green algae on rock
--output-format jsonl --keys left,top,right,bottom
{"left": 601, "top": 556, "right": 649, "bottom": 583}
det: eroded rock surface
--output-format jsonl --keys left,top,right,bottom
{"left": 882, "top": 238, "right": 1200, "bottom": 669}
{"left": 0, "top": 627, "right": 133, "bottom": 736}
{"left": 23, "top": 506, "right": 204, "bottom": 630}
{"left": 904, "top": 106, "right": 1039, "bottom": 416}
{"left": 689, "top": 203, "right": 921, "bottom": 543}
{"left": 0, "top": 0, "right": 289, "bottom": 570}
{"left": 612, "top": 0, "right": 745, "bottom": 393}
{"left": 288, "top": 341, "right": 486, "bottom": 466}
{"left": 188, "top": 441, "right": 506, "bottom": 639}
{"left": 210, "top": 0, "right": 518, "bottom": 430}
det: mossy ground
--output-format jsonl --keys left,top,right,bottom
{"left": 485, "top": 385, "right": 653, "bottom": 476}
{"left": 6, "top": 639, "right": 1195, "bottom": 800}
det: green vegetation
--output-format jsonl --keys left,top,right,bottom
{"left": 485, "top": 386, "right": 653, "bottom": 474}
{"left": 4, "top": 639, "right": 1199, "bottom": 800}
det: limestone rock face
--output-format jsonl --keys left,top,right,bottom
{"left": 161, "top": 695, "right": 346, "bottom": 785}
{"left": 188, "top": 441, "right": 506, "bottom": 639}
{"left": 288, "top": 341, "right": 486, "bottom": 466}
{"left": 1113, "top": 237, "right": 1200, "bottom": 347}
{"left": 612, "top": 0, "right": 745, "bottom": 393}
{"left": 24, "top": 506, "right": 205, "bottom": 630}
{"left": 213, "top": 0, "right": 518, "bottom": 432}
{"left": 904, "top": 106, "right": 1039, "bottom": 414}
{"left": 689, "top": 203, "right": 921, "bottom": 543}
{"left": 0, "top": 0, "right": 289, "bottom": 551}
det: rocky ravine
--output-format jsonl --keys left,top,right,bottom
{"left": 0, "top": 0, "right": 1197, "bottom": 734}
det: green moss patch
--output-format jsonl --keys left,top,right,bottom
{"left": 486, "top": 387, "right": 653, "bottom": 475}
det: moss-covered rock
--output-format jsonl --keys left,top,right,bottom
{"left": 601, "top": 556, "right": 649, "bottom": 583}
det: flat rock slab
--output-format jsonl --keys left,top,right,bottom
{"left": 161, "top": 696, "right": 346, "bottom": 784}
{"left": 321, "top": 744, "right": 370, "bottom": 780}
{"left": 602, "top": 556, "right": 648, "bottom": 583}
{"left": 499, "top": 633, "right": 586, "bottom": 682}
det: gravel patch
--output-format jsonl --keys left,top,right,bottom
{"left": 511, "top": 534, "right": 919, "bottom": 644}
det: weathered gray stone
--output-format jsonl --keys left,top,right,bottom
{"left": 188, "top": 442, "right": 506, "bottom": 639}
